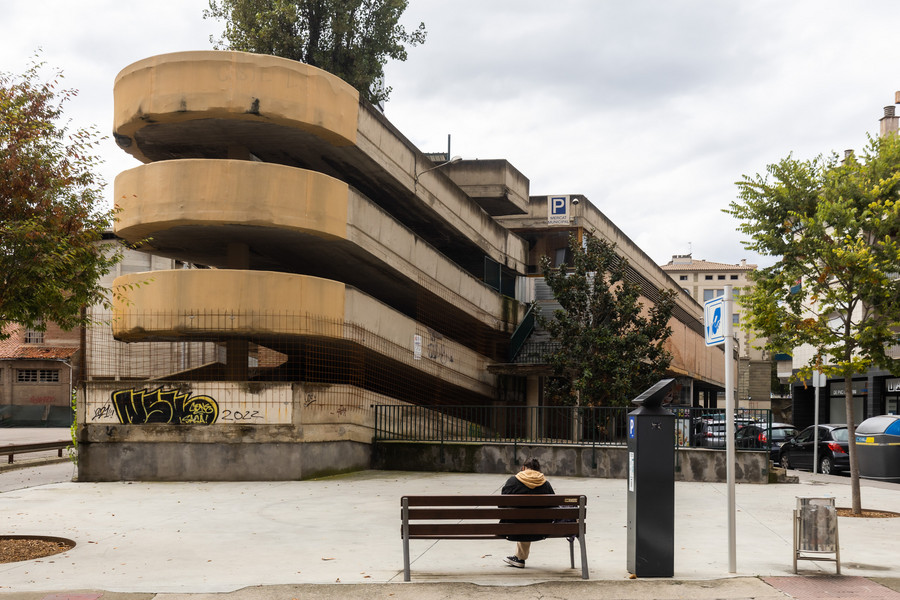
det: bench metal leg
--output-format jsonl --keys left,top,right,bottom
{"left": 568, "top": 537, "right": 575, "bottom": 568}
{"left": 578, "top": 534, "right": 589, "bottom": 579}
{"left": 578, "top": 501, "right": 589, "bottom": 579}
{"left": 403, "top": 535, "right": 410, "bottom": 582}
{"left": 401, "top": 497, "right": 411, "bottom": 581}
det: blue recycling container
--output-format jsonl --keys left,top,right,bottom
{"left": 855, "top": 415, "right": 900, "bottom": 482}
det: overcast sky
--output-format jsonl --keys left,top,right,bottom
{"left": 3, "top": 1, "right": 898, "bottom": 269}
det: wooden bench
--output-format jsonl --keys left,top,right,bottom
{"left": 0, "top": 441, "right": 70, "bottom": 464}
{"left": 400, "top": 494, "right": 588, "bottom": 581}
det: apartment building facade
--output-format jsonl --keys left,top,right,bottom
{"left": 660, "top": 256, "right": 772, "bottom": 411}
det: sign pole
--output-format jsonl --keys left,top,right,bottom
{"left": 813, "top": 369, "right": 822, "bottom": 474}
{"left": 703, "top": 287, "right": 735, "bottom": 574}
{"left": 724, "top": 285, "right": 736, "bottom": 573}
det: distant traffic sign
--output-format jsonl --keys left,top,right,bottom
{"left": 704, "top": 296, "right": 725, "bottom": 346}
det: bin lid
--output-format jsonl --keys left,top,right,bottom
{"left": 856, "top": 415, "right": 900, "bottom": 436}
{"left": 795, "top": 496, "right": 835, "bottom": 508}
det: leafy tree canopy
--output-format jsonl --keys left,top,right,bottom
{"left": 204, "top": 0, "right": 426, "bottom": 105}
{"left": 726, "top": 133, "right": 900, "bottom": 513}
{"left": 0, "top": 58, "right": 119, "bottom": 340}
{"left": 727, "top": 135, "right": 900, "bottom": 381}
{"left": 539, "top": 233, "right": 676, "bottom": 407}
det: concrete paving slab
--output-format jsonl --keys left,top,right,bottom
{"left": 764, "top": 575, "right": 900, "bottom": 600}
{"left": 151, "top": 578, "right": 791, "bottom": 600}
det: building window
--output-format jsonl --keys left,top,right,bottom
{"left": 705, "top": 275, "right": 713, "bottom": 280}
{"left": 733, "top": 314, "right": 740, "bottom": 324}
{"left": 679, "top": 275, "right": 687, "bottom": 281}
{"left": 703, "top": 289, "right": 724, "bottom": 302}
{"left": 730, "top": 274, "right": 738, "bottom": 280}
{"left": 24, "top": 329, "right": 44, "bottom": 344}
{"left": 717, "top": 275, "right": 726, "bottom": 280}
{"left": 16, "top": 369, "right": 60, "bottom": 383}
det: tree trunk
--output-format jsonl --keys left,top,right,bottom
{"left": 844, "top": 376, "right": 861, "bottom": 514}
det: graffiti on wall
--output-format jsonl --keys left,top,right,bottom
{"left": 110, "top": 388, "right": 219, "bottom": 425}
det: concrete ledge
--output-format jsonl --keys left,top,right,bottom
{"left": 373, "top": 442, "right": 773, "bottom": 484}
{"left": 77, "top": 439, "right": 370, "bottom": 481}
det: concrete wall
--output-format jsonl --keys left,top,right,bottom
{"left": 78, "top": 438, "right": 370, "bottom": 482}
{"left": 79, "top": 381, "right": 391, "bottom": 480}
{"left": 373, "top": 442, "right": 771, "bottom": 484}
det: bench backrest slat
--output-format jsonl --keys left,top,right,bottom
{"left": 408, "top": 507, "right": 580, "bottom": 520}
{"left": 402, "top": 495, "right": 584, "bottom": 507}
{"left": 409, "top": 522, "right": 580, "bottom": 537}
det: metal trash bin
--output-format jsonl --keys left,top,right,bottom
{"left": 793, "top": 496, "right": 840, "bottom": 574}
{"left": 856, "top": 415, "right": 900, "bottom": 483}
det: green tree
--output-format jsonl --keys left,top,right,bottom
{"left": 539, "top": 232, "right": 676, "bottom": 408}
{"left": 727, "top": 134, "right": 900, "bottom": 514}
{"left": 0, "top": 59, "right": 120, "bottom": 340}
{"left": 204, "top": 0, "right": 426, "bottom": 105}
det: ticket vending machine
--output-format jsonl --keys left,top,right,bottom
{"left": 626, "top": 378, "right": 675, "bottom": 577}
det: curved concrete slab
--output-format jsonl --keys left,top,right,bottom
{"left": 111, "top": 270, "right": 495, "bottom": 398}
{"left": 114, "top": 51, "right": 358, "bottom": 154}
{"left": 114, "top": 160, "right": 518, "bottom": 355}
{"left": 115, "top": 159, "right": 349, "bottom": 243}
{"left": 112, "top": 51, "right": 527, "bottom": 277}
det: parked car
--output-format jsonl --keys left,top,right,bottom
{"left": 735, "top": 422, "right": 799, "bottom": 464}
{"left": 779, "top": 424, "right": 850, "bottom": 475}
{"left": 692, "top": 417, "right": 756, "bottom": 448}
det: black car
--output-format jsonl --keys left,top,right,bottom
{"left": 779, "top": 424, "right": 850, "bottom": 475}
{"left": 692, "top": 417, "right": 756, "bottom": 448}
{"left": 735, "top": 422, "right": 799, "bottom": 464}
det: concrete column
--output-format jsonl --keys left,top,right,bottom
{"left": 226, "top": 243, "right": 250, "bottom": 269}
{"left": 225, "top": 339, "right": 250, "bottom": 381}
{"left": 225, "top": 242, "right": 250, "bottom": 380}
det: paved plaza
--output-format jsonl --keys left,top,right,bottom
{"left": 1, "top": 429, "right": 899, "bottom": 599}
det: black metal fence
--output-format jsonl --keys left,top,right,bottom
{"left": 374, "top": 404, "right": 773, "bottom": 450}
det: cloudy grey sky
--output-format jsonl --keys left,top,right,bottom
{"left": 3, "top": 1, "right": 898, "bottom": 269}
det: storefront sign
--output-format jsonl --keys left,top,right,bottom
{"left": 830, "top": 381, "right": 867, "bottom": 397}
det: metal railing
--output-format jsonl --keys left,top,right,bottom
{"left": 0, "top": 441, "right": 71, "bottom": 464}
{"left": 511, "top": 340, "right": 561, "bottom": 364}
{"left": 374, "top": 404, "right": 773, "bottom": 450}
{"left": 507, "top": 304, "right": 536, "bottom": 362}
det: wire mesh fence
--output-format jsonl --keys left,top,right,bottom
{"left": 82, "top": 309, "right": 499, "bottom": 408}
{"left": 375, "top": 404, "right": 773, "bottom": 450}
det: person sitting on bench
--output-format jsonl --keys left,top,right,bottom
{"left": 501, "top": 457, "right": 554, "bottom": 569}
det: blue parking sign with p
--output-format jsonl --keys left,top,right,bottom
{"left": 551, "top": 196, "right": 566, "bottom": 215}
{"left": 548, "top": 195, "right": 569, "bottom": 224}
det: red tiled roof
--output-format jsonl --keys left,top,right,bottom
{"left": 0, "top": 324, "right": 79, "bottom": 360}
{"left": 0, "top": 324, "right": 24, "bottom": 357}
{"left": 660, "top": 258, "right": 756, "bottom": 271}
{"left": 0, "top": 345, "right": 79, "bottom": 360}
